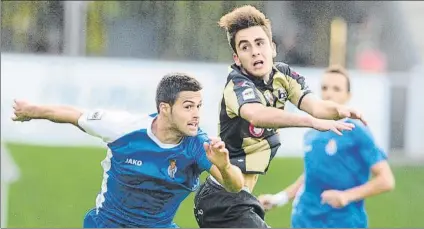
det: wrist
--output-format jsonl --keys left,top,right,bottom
{"left": 272, "top": 191, "right": 289, "bottom": 207}
{"left": 342, "top": 190, "right": 356, "bottom": 203}
{"left": 29, "top": 105, "right": 43, "bottom": 119}
{"left": 217, "top": 162, "right": 231, "bottom": 172}
{"left": 308, "top": 116, "right": 319, "bottom": 128}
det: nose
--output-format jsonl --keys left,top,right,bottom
{"left": 251, "top": 46, "right": 260, "bottom": 57}
{"left": 192, "top": 107, "right": 200, "bottom": 118}
{"left": 321, "top": 91, "right": 332, "bottom": 100}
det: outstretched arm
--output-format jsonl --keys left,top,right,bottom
{"left": 299, "top": 94, "right": 367, "bottom": 125}
{"left": 224, "top": 79, "right": 354, "bottom": 136}
{"left": 12, "top": 99, "right": 82, "bottom": 126}
{"left": 11, "top": 99, "right": 137, "bottom": 143}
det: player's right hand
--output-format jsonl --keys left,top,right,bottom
{"left": 258, "top": 194, "right": 277, "bottom": 211}
{"left": 11, "top": 99, "right": 35, "bottom": 122}
{"left": 311, "top": 118, "right": 355, "bottom": 136}
{"left": 204, "top": 137, "right": 231, "bottom": 171}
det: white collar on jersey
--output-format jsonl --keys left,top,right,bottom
{"left": 146, "top": 116, "right": 182, "bottom": 149}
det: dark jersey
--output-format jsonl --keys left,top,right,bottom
{"left": 218, "top": 62, "right": 312, "bottom": 174}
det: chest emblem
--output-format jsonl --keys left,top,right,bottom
{"left": 325, "top": 139, "right": 338, "bottom": 156}
{"left": 168, "top": 159, "right": 178, "bottom": 179}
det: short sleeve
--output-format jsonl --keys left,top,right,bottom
{"left": 78, "top": 109, "right": 142, "bottom": 143}
{"left": 274, "top": 63, "right": 312, "bottom": 108}
{"left": 193, "top": 130, "right": 213, "bottom": 172}
{"left": 353, "top": 121, "right": 388, "bottom": 168}
{"left": 223, "top": 77, "right": 263, "bottom": 117}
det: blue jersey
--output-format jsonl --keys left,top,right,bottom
{"left": 78, "top": 110, "right": 213, "bottom": 228}
{"left": 291, "top": 119, "right": 387, "bottom": 228}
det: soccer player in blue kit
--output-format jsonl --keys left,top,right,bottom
{"left": 11, "top": 73, "right": 244, "bottom": 228}
{"left": 258, "top": 66, "right": 395, "bottom": 228}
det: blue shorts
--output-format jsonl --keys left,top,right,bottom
{"left": 83, "top": 208, "right": 101, "bottom": 228}
{"left": 83, "top": 208, "right": 179, "bottom": 228}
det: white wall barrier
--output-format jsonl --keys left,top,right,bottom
{"left": 405, "top": 67, "right": 424, "bottom": 158}
{"left": 1, "top": 53, "right": 391, "bottom": 156}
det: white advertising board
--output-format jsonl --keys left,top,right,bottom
{"left": 1, "top": 53, "right": 391, "bottom": 156}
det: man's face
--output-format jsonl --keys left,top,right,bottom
{"left": 167, "top": 91, "right": 202, "bottom": 137}
{"left": 321, "top": 72, "right": 350, "bottom": 105}
{"left": 233, "top": 26, "right": 276, "bottom": 79}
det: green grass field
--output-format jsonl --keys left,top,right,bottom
{"left": 4, "top": 143, "right": 424, "bottom": 228}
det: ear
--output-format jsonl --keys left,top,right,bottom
{"left": 233, "top": 53, "right": 241, "bottom": 66}
{"left": 272, "top": 42, "right": 277, "bottom": 58}
{"left": 159, "top": 102, "right": 171, "bottom": 115}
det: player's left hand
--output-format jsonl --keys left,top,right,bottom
{"left": 337, "top": 106, "right": 367, "bottom": 126}
{"left": 321, "top": 189, "right": 350, "bottom": 208}
{"left": 204, "top": 137, "right": 231, "bottom": 170}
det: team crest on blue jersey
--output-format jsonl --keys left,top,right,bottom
{"left": 325, "top": 139, "right": 337, "bottom": 156}
{"left": 168, "top": 159, "right": 177, "bottom": 179}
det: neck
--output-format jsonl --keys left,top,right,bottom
{"left": 240, "top": 66, "right": 272, "bottom": 83}
{"left": 151, "top": 115, "right": 183, "bottom": 144}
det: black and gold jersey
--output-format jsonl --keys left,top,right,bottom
{"left": 218, "top": 62, "right": 312, "bottom": 174}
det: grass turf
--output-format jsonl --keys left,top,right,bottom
{"left": 4, "top": 143, "right": 424, "bottom": 228}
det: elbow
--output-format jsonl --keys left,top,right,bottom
{"left": 382, "top": 174, "right": 396, "bottom": 192}
{"left": 379, "top": 173, "right": 395, "bottom": 192}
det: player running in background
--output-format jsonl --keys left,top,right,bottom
{"left": 11, "top": 73, "right": 244, "bottom": 228}
{"left": 193, "top": 5, "right": 367, "bottom": 228}
{"left": 258, "top": 66, "right": 395, "bottom": 228}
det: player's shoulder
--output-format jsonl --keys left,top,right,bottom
{"left": 90, "top": 109, "right": 152, "bottom": 124}
{"left": 227, "top": 64, "right": 254, "bottom": 86}
{"left": 274, "top": 62, "right": 305, "bottom": 81}
{"left": 274, "top": 62, "right": 291, "bottom": 75}
{"left": 77, "top": 109, "right": 158, "bottom": 144}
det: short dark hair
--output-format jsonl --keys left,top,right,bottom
{"left": 325, "top": 65, "right": 351, "bottom": 92}
{"left": 218, "top": 5, "right": 272, "bottom": 53}
{"left": 155, "top": 73, "right": 202, "bottom": 113}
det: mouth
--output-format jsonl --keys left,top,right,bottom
{"left": 253, "top": 60, "right": 264, "bottom": 68}
{"left": 187, "top": 122, "right": 198, "bottom": 129}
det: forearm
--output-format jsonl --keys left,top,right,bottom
{"left": 308, "top": 100, "right": 341, "bottom": 120}
{"left": 219, "top": 164, "right": 245, "bottom": 193}
{"left": 344, "top": 174, "right": 395, "bottom": 203}
{"left": 249, "top": 106, "right": 314, "bottom": 129}
{"left": 32, "top": 104, "right": 83, "bottom": 126}
{"left": 282, "top": 174, "right": 305, "bottom": 200}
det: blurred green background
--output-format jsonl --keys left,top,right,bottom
{"left": 5, "top": 143, "right": 424, "bottom": 228}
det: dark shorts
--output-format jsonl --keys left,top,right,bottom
{"left": 194, "top": 177, "right": 269, "bottom": 228}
